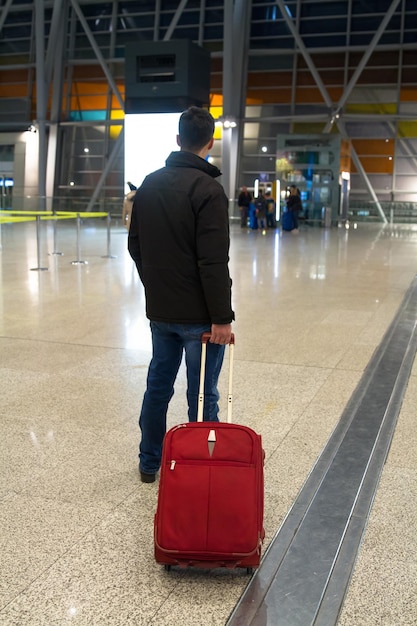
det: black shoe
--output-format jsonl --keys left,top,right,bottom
{"left": 139, "top": 467, "right": 156, "bottom": 483}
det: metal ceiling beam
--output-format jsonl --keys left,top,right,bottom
{"left": 245, "top": 42, "right": 417, "bottom": 57}
{"left": 275, "top": 0, "right": 333, "bottom": 110}
{"left": 69, "top": 0, "right": 124, "bottom": 110}
{"left": 290, "top": 0, "right": 301, "bottom": 117}
{"left": 163, "top": 0, "right": 188, "bottom": 41}
{"left": 0, "top": 0, "right": 14, "bottom": 35}
{"left": 153, "top": 0, "right": 161, "bottom": 41}
{"left": 59, "top": 119, "right": 124, "bottom": 126}
{"left": 243, "top": 113, "right": 417, "bottom": 123}
{"left": 337, "top": 0, "right": 402, "bottom": 114}
{"left": 197, "top": 0, "right": 206, "bottom": 46}
{"left": 324, "top": 0, "right": 403, "bottom": 131}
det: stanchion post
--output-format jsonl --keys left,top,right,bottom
{"left": 30, "top": 215, "right": 48, "bottom": 271}
{"left": 49, "top": 217, "right": 64, "bottom": 256}
{"left": 101, "top": 212, "right": 117, "bottom": 259}
{"left": 71, "top": 213, "right": 88, "bottom": 265}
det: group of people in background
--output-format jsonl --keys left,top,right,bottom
{"left": 238, "top": 184, "right": 302, "bottom": 232}
{"left": 125, "top": 180, "right": 302, "bottom": 235}
{"left": 238, "top": 187, "right": 276, "bottom": 232}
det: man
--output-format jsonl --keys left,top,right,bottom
{"left": 286, "top": 185, "right": 302, "bottom": 233}
{"left": 238, "top": 185, "right": 252, "bottom": 227}
{"left": 128, "top": 106, "right": 234, "bottom": 483}
{"left": 254, "top": 190, "right": 267, "bottom": 232}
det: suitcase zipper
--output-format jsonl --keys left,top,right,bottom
{"left": 167, "top": 459, "right": 253, "bottom": 469}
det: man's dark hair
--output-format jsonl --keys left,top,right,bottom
{"left": 178, "top": 106, "right": 215, "bottom": 152}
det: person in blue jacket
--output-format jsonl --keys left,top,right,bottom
{"left": 128, "top": 107, "right": 234, "bottom": 483}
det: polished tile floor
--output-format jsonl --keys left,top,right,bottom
{"left": 1, "top": 217, "right": 416, "bottom": 625}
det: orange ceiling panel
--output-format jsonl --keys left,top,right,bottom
{"left": 351, "top": 156, "right": 394, "bottom": 174}
{"left": 400, "top": 88, "right": 417, "bottom": 101}
{"left": 247, "top": 88, "right": 293, "bottom": 104}
{"left": 352, "top": 139, "right": 394, "bottom": 156}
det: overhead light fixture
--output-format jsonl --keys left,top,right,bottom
{"left": 329, "top": 108, "right": 341, "bottom": 125}
{"left": 217, "top": 116, "right": 237, "bottom": 129}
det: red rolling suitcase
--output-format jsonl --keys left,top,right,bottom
{"left": 154, "top": 333, "right": 264, "bottom": 571}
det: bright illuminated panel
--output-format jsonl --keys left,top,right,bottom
{"left": 124, "top": 113, "right": 180, "bottom": 188}
{"left": 274, "top": 179, "right": 280, "bottom": 222}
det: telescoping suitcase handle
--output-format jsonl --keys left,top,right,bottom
{"left": 198, "top": 332, "right": 235, "bottom": 424}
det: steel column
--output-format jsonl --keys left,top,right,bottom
{"left": 222, "top": 0, "right": 252, "bottom": 199}
{"left": 46, "top": 0, "right": 68, "bottom": 208}
{"left": 35, "top": 0, "right": 48, "bottom": 210}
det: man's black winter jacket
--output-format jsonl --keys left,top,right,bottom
{"left": 128, "top": 151, "right": 234, "bottom": 325}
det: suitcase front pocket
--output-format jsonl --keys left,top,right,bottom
{"left": 157, "top": 461, "right": 259, "bottom": 555}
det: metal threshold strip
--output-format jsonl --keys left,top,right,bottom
{"left": 227, "top": 276, "right": 417, "bottom": 626}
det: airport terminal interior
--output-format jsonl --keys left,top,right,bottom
{"left": 1, "top": 1, "right": 417, "bottom": 625}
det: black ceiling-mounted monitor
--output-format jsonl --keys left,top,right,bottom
{"left": 124, "top": 40, "right": 211, "bottom": 114}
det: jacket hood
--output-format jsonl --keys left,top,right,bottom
{"left": 165, "top": 151, "right": 222, "bottom": 179}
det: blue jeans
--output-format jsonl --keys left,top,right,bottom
{"left": 139, "top": 321, "right": 226, "bottom": 474}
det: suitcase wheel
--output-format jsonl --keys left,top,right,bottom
{"left": 164, "top": 565, "right": 171, "bottom": 572}
{"left": 246, "top": 567, "right": 253, "bottom": 575}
